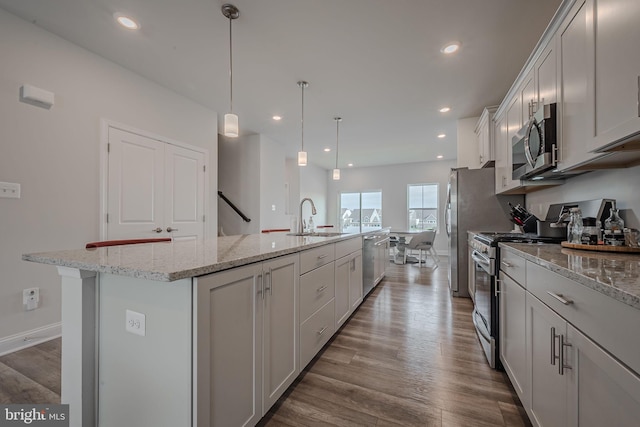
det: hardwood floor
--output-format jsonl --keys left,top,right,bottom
{"left": 260, "top": 261, "right": 530, "bottom": 426}
{"left": 0, "top": 259, "right": 530, "bottom": 426}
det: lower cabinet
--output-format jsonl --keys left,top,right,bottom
{"left": 194, "top": 254, "right": 299, "bottom": 427}
{"left": 498, "top": 271, "right": 528, "bottom": 403}
{"left": 527, "top": 293, "right": 640, "bottom": 427}
{"left": 335, "top": 249, "right": 363, "bottom": 328}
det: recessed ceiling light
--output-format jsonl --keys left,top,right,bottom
{"left": 114, "top": 14, "right": 140, "bottom": 30}
{"left": 437, "top": 133, "right": 446, "bottom": 139}
{"left": 437, "top": 155, "right": 444, "bottom": 159}
{"left": 348, "top": 163, "right": 354, "bottom": 167}
{"left": 441, "top": 42, "right": 460, "bottom": 54}
{"left": 439, "top": 107, "right": 451, "bottom": 113}
{"left": 272, "top": 115, "right": 282, "bottom": 121}
{"left": 324, "top": 148, "right": 331, "bottom": 152}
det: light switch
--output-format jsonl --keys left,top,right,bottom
{"left": 272, "top": 204, "right": 276, "bottom": 211}
{"left": 0, "top": 182, "right": 20, "bottom": 199}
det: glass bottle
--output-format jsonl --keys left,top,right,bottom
{"left": 308, "top": 216, "right": 315, "bottom": 233}
{"left": 567, "top": 207, "right": 583, "bottom": 244}
{"left": 604, "top": 208, "right": 624, "bottom": 232}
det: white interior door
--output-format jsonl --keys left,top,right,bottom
{"left": 164, "top": 144, "right": 205, "bottom": 241}
{"left": 106, "top": 125, "right": 206, "bottom": 241}
{"left": 107, "top": 127, "right": 164, "bottom": 240}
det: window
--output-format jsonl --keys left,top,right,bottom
{"left": 408, "top": 184, "right": 438, "bottom": 231}
{"left": 340, "top": 191, "right": 382, "bottom": 233}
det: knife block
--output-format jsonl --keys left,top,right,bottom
{"left": 522, "top": 215, "right": 538, "bottom": 233}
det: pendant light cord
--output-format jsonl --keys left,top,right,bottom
{"left": 301, "top": 84, "right": 305, "bottom": 151}
{"left": 335, "top": 119, "right": 340, "bottom": 168}
{"left": 228, "top": 15, "right": 233, "bottom": 113}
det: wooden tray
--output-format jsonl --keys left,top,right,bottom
{"left": 560, "top": 241, "right": 640, "bottom": 253}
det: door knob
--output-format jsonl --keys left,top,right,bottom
{"left": 152, "top": 227, "right": 162, "bottom": 233}
{"left": 166, "top": 227, "right": 178, "bottom": 232}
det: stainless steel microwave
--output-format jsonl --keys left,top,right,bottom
{"left": 512, "top": 103, "right": 558, "bottom": 180}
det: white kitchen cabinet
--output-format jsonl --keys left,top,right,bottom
{"left": 496, "top": 93, "right": 524, "bottom": 193}
{"left": 527, "top": 294, "right": 567, "bottom": 427}
{"left": 534, "top": 36, "right": 558, "bottom": 108}
{"left": 498, "top": 270, "right": 528, "bottom": 404}
{"left": 586, "top": 0, "right": 640, "bottom": 151}
{"left": 335, "top": 249, "right": 363, "bottom": 329}
{"left": 566, "top": 323, "right": 640, "bottom": 427}
{"left": 194, "top": 254, "right": 299, "bottom": 427}
{"left": 494, "top": 111, "right": 509, "bottom": 193}
{"left": 556, "top": 0, "right": 604, "bottom": 170}
{"left": 475, "top": 107, "right": 498, "bottom": 168}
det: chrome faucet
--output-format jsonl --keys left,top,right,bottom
{"left": 299, "top": 197, "right": 317, "bottom": 233}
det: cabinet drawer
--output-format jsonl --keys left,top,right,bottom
{"left": 300, "top": 244, "right": 335, "bottom": 274}
{"left": 335, "top": 237, "right": 362, "bottom": 259}
{"left": 300, "top": 299, "right": 335, "bottom": 368}
{"left": 526, "top": 261, "right": 640, "bottom": 375}
{"left": 500, "top": 248, "right": 526, "bottom": 284}
{"left": 300, "top": 262, "right": 335, "bottom": 321}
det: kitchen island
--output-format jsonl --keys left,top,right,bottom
{"left": 23, "top": 232, "right": 366, "bottom": 427}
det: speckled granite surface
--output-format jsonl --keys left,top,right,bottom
{"left": 500, "top": 242, "right": 640, "bottom": 310}
{"left": 23, "top": 233, "right": 364, "bottom": 282}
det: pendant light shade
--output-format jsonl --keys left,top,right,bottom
{"left": 297, "top": 81, "right": 309, "bottom": 166}
{"left": 224, "top": 113, "right": 239, "bottom": 137}
{"left": 222, "top": 4, "right": 239, "bottom": 138}
{"left": 333, "top": 117, "right": 342, "bottom": 180}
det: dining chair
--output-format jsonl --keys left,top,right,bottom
{"left": 404, "top": 230, "right": 439, "bottom": 266}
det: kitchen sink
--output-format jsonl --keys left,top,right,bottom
{"left": 287, "top": 231, "right": 347, "bottom": 237}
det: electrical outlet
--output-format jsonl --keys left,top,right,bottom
{"left": 126, "top": 309, "right": 146, "bottom": 336}
{"left": 23, "top": 288, "right": 39, "bottom": 311}
{"left": 0, "top": 182, "right": 21, "bottom": 199}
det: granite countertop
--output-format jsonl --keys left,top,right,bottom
{"left": 500, "top": 242, "right": 640, "bottom": 310}
{"left": 23, "top": 232, "right": 365, "bottom": 282}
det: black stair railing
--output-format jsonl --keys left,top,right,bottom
{"left": 218, "top": 191, "right": 251, "bottom": 222}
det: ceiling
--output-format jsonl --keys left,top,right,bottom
{"left": 0, "top": 0, "right": 562, "bottom": 170}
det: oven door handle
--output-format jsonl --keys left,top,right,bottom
{"left": 473, "top": 309, "right": 491, "bottom": 343}
{"left": 471, "top": 250, "right": 491, "bottom": 266}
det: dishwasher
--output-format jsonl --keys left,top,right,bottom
{"left": 362, "top": 229, "right": 390, "bottom": 296}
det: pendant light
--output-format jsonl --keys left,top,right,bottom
{"left": 333, "top": 117, "right": 342, "bottom": 180}
{"left": 222, "top": 4, "right": 239, "bottom": 137}
{"left": 297, "top": 81, "right": 309, "bottom": 166}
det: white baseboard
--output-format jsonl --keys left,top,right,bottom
{"left": 0, "top": 323, "right": 62, "bottom": 357}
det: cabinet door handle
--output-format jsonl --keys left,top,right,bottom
{"left": 258, "top": 274, "right": 264, "bottom": 300}
{"left": 317, "top": 285, "right": 328, "bottom": 293}
{"left": 560, "top": 334, "right": 572, "bottom": 375}
{"left": 501, "top": 261, "right": 512, "bottom": 268}
{"left": 551, "top": 327, "right": 557, "bottom": 366}
{"left": 547, "top": 291, "right": 573, "bottom": 305}
{"left": 637, "top": 75, "right": 640, "bottom": 117}
{"left": 317, "top": 326, "right": 328, "bottom": 336}
{"left": 494, "top": 279, "right": 500, "bottom": 297}
{"left": 265, "top": 269, "right": 272, "bottom": 296}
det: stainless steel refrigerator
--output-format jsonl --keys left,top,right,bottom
{"left": 445, "top": 168, "right": 524, "bottom": 297}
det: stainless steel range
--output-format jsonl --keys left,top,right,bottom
{"left": 468, "top": 231, "right": 563, "bottom": 368}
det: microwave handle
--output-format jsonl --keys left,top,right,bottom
{"left": 523, "top": 118, "right": 539, "bottom": 168}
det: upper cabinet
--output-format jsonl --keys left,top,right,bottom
{"left": 492, "top": 0, "right": 640, "bottom": 195}
{"left": 587, "top": 0, "right": 640, "bottom": 152}
{"left": 475, "top": 106, "right": 498, "bottom": 169}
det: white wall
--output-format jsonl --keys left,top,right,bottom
{"left": 259, "top": 135, "right": 290, "bottom": 230}
{"left": 300, "top": 164, "right": 329, "bottom": 226}
{"left": 457, "top": 117, "right": 480, "bottom": 168}
{"left": 526, "top": 165, "right": 640, "bottom": 228}
{"left": 0, "top": 9, "right": 218, "bottom": 345}
{"left": 218, "top": 134, "right": 260, "bottom": 235}
{"left": 327, "top": 160, "right": 457, "bottom": 254}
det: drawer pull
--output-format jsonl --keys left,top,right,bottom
{"left": 317, "top": 254, "right": 328, "bottom": 259}
{"left": 501, "top": 261, "right": 512, "bottom": 268}
{"left": 547, "top": 291, "right": 573, "bottom": 305}
{"left": 317, "top": 285, "right": 328, "bottom": 293}
{"left": 317, "top": 326, "right": 328, "bottom": 336}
